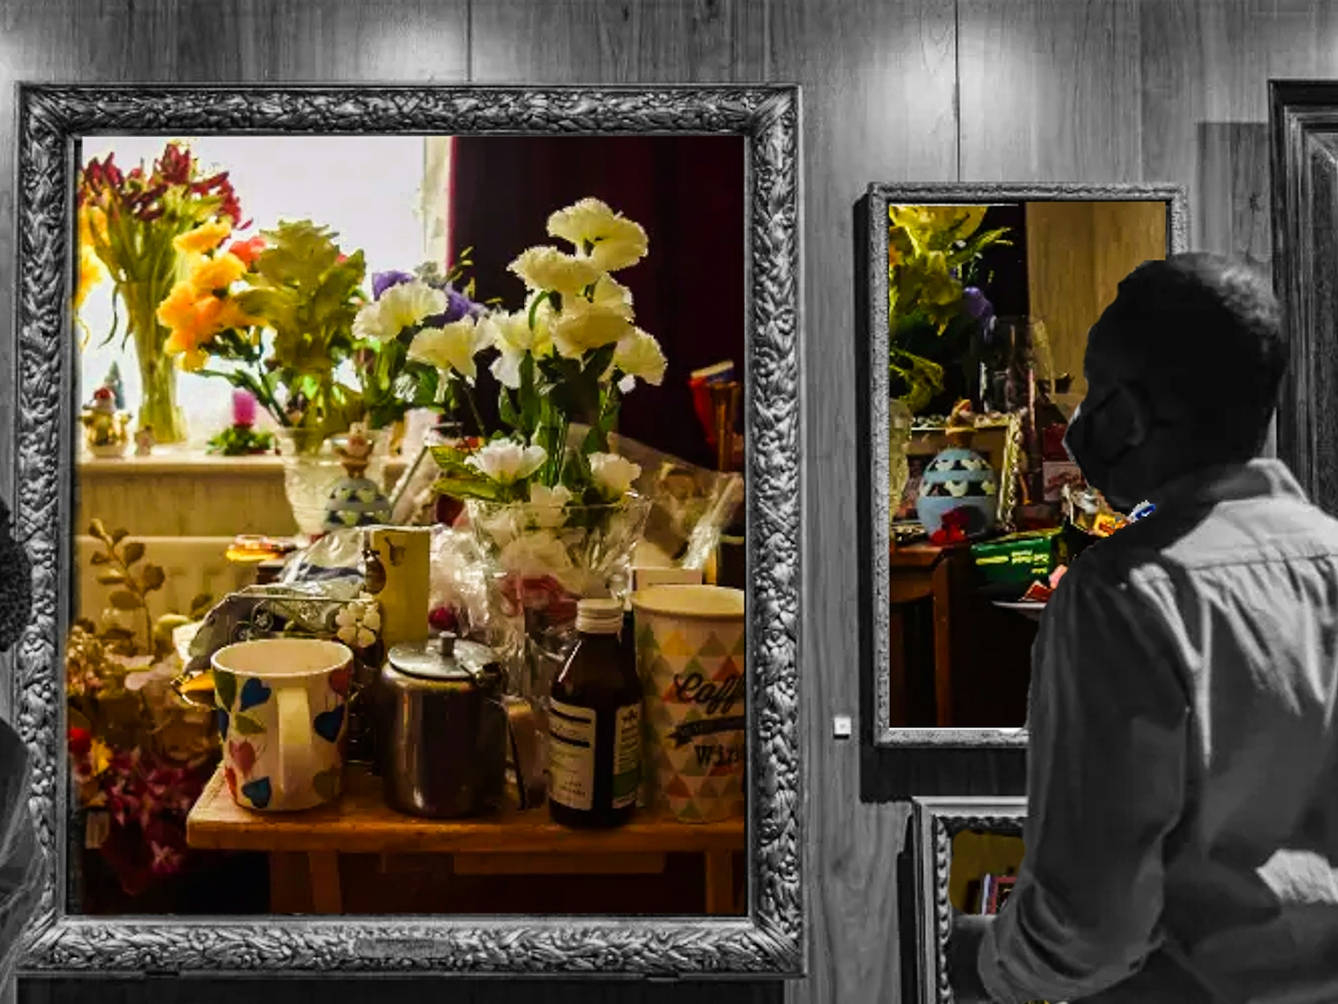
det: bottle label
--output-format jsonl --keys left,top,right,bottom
{"left": 611, "top": 703, "right": 642, "bottom": 809}
{"left": 548, "top": 699, "right": 596, "bottom": 811}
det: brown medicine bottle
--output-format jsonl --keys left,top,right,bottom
{"left": 548, "top": 598, "right": 643, "bottom": 828}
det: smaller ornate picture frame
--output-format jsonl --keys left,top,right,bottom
{"left": 911, "top": 795, "right": 1027, "bottom": 1004}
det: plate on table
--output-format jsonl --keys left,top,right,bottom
{"left": 991, "top": 600, "right": 1048, "bottom": 623}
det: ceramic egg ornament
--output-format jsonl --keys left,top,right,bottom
{"left": 916, "top": 402, "right": 999, "bottom": 539}
{"left": 323, "top": 423, "right": 392, "bottom": 532}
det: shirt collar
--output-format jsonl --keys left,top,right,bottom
{"left": 1146, "top": 457, "right": 1308, "bottom": 513}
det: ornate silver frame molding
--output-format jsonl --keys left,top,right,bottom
{"left": 911, "top": 795, "right": 1027, "bottom": 1004}
{"left": 1270, "top": 80, "right": 1338, "bottom": 513}
{"left": 863, "top": 182, "right": 1189, "bottom": 749}
{"left": 9, "top": 84, "right": 804, "bottom": 977}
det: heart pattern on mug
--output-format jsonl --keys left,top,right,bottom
{"left": 241, "top": 776, "right": 272, "bottom": 809}
{"left": 313, "top": 706, "right": 345, "bottom": 743}
{"left": 327, "top": 666, "right": 352, "bottom": 698}
{"left": 312, "top": 767, "right": 342, "bottom": 802}
{"left": 238, "top": 677, "right": 272, "bottom": 712}
{"left": 228, "top": 740, "right": 256, "bottom": 776}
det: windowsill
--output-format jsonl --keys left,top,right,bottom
{"left": 78, "top": 448, "right": 408, "bottom": 481}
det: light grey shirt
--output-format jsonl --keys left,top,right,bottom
{"left": 978, "top": 458, "right": 1338, "bottom": 1004}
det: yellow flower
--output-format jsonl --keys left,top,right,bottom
{"left": 73, "top": 245, "right": 106, "bottom": 311}
{"left": 613, "top": 328, "right": 667, "bottom": 386}
{"left": 550, "top": 297, "right": 634, "bottom": 359}
{"left": 508, "top": 246, "right": 603, "bottom": 297}
{"left": 588, "top": 274, "right": 634, "bottom": 319}
{"left": 174, "top": 219, "right": 233, "bottom": 255}
{"left": 488, "top": 309, "right": 551, "bottom": 389}
{"left": 547, "top": 198, "right": 649, "bottom": 273}
{"left": 87, "top": 737, "right": 113, "bottom": 778}
{"left": 160, "top": 282, "right": 228, "bottom": 371}
{"left": 407, "top": 316, "right": 493, "bottom": 383}
{"left": 157, "top": 281, "right": 202, "bottom": 333}
{"left": 189, "top": 252, "right": 247, "bottom": 294}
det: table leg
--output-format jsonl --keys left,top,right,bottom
{"left": 704, "top": 850, "right": 734, "bottom": 915}
{"left": 269, "top": 852, "right": 311, "bottom": 913}
{"left": 888, "top": 604, "right": 908, "bottom": 727}
{"left": 932, "top": 558, "right": 954, "bottom": 728}
{"left": 307, "top": 851, "right": 342, "bottom": 914}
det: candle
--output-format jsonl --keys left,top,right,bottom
{"left": 232, "top": 389, "right": 257, "bottom": 428}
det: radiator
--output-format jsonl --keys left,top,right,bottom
{"left": 74, "top": 536, "right": 253, "bottom": 627}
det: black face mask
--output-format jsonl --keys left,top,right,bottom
{"left": 1062, "top": 387, "right": 1139, "bottom": 500}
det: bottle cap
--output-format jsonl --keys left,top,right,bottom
{"left": 576, "top": 597, "right": 623, "bottom": 635}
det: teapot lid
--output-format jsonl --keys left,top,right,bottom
{"left": 387, "top": 632, "right": 503, "bottom": 687}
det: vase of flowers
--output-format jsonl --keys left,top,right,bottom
{"left": 76, "top": 142, "right": 247, "bottom": 446}
{"left": 157, "top": 219, "right": 373, "bottom": 533}
{"left": 414, "top": 198, "right": 667, "bottom": 704}
{"left": 886, "top": 205, "right": 1011, "bottom": 416}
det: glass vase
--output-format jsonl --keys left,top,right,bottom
{"left": 121, "top": 281, "right": 188, "bottom": 446}
{"left": 463, "top": 495, "right": 652, "bottom": 710}
{"left": 275, "top": 427, "right": 391, "bottom": 538}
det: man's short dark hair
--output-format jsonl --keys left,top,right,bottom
{"left": 1089, "top": 253, "right": 1287, "bottom": 460}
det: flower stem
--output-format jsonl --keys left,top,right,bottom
{"left": 457, "top": 377, "right": 487, "bottom": 439}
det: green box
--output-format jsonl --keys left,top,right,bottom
{"left": 970, "top": 528, "right": 1066, "bottom": 586}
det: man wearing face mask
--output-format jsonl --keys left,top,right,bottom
{"left": 948, "top": 253, "right": 1338, "bottom": 1004}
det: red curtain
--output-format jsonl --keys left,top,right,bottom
{"left": 448, "top": 135, "right": 746, "bottom": 468}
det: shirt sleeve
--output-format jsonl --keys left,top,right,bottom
{"left": 977, "top": 548, "right": 1191, "bottom": 1004}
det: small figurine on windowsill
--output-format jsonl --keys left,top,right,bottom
{"left": 133, "top": 425, "right": 155, "bottom": 457}
{"left": 324, "top": 422, "right": 391, "bottom": 531}
{"left": 81, "top": 385, "right": 131, "bottom": 458}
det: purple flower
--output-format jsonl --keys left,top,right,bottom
{"left": 425, "top": 288, "right": 479, "bottom": 327}
{"left": 961, "top": 286, "right": 996, "bottom": 341}
{"left": 372, "top": 270, "right": 414, "bottom": 300}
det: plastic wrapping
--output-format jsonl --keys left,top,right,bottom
{"left": 570, "top": 424, "right": 745, "bottom": 570}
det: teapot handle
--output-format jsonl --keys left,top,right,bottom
{"left": 0, "top": 495, "right": 33, "bottom": 654}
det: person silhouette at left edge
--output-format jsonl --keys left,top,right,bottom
{"left": 0, "top": 494, "right": 46, "bottom": 993}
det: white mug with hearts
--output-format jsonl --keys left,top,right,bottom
{"left": 211, "top": 638, "right": 353, "bottom": 812}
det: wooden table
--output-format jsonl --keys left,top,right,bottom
{"left": 888, "top": 541, "right": 973, "bottom": 727}
{"left": 187, "top": 765, "right": 745, "bottom": 915}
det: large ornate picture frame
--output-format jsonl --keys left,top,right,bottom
{"left": 1271, "top": 79, "right": 1338, "bottom": 515}
{"left": 8, "top": 84, "right": 804, "bottom": 978}
{"left": 861, "top": 182, "right": 1189, "bottom": 750}
{"left": 911, "top": 795, "right": 1027, "bottom": 1004}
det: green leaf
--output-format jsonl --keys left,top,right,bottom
{"left": 109, "top": 528, "right": 129, "bottom": 545}
{"left": 232, "top": 713, "right": 264, "bottom": 736}
{"left": 120, "top": 540, "right": 146, "bottom": 566}
{"left": 431, "top": 477, "right": 503, "bottom": 503}
{"left": 88, "top": 520, "right": 109, "bottom": 541}
{"left": 88, "top": 552, "right": 110, "bottom": 566}
{"left": 107, "top": 589, "right": 143, "bottom": 611}
{"left": 139, "top": 563, "right": 166, "bottom": 592}
{"left": 214, "top": 669, "right": 237, "bottom": 711}
{"left": 95, "top": 572, "right": 126, "bottom": 586}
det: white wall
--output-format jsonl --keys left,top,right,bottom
{"left": 78, "top": 135, "right": 435, "bottom": 447}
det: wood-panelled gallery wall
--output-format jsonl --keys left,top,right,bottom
{"left": 4, "top": 2, "right": 1338, "bottom": 1003}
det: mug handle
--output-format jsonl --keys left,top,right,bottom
{"left": 277, "top": 685, "right": 318, "bottom": 805}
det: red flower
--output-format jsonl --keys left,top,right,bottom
{"left": 68, "top": 727, "right": 92, "bottom": 757}
{"left": 154, "top": 142, "right": 194, "bottom": 186}
{"left": 428, "top": 606, "right": 457, "bottom": 633}
{"left": 227, "top": 236, "right": 266, "bottom": 269}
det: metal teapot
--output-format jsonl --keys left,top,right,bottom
{"left": 376, "top": 632, "right": 510, "bottom": 819}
